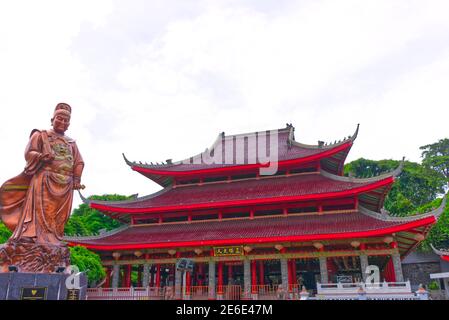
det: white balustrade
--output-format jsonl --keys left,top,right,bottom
{"left": 316, "top": 281, "right": 418, "bottom": 299}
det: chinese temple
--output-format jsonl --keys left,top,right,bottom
{"left": 67, "top": 124, "right": 446, "bottom": 300}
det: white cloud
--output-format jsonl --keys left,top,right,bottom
{"left": 1, "top": 0, "right": 449, "bottom": 211}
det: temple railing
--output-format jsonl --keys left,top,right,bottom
{"left": 86, "top": 287, "right": 170, "bottom": 300}
{"left": 188, "top": 286, "right": 209, "bottom": 300}
{"left": 317, "top": 281, "right": 412, "bottom": 294}
{"left": 87, "top": 282, "right": 420, "bottom": 300}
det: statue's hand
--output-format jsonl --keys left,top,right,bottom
{"left": 73, "top": 182, "right": 85, "bottom": 190}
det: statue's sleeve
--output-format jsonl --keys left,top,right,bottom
{"left": 72, "top": 142, "right": 84, "bottom": 184}
{"left": 24, "top": 131, "right": 43, "bottom": 175}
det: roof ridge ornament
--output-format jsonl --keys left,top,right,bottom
{"left": 392, "top": 157, "right": 406, "bottom": 178}
{"left": 431, "top": 243, "right": 449, "bottom": 256}
{"left": 77, "top": 190, "right": 91, "bottom": 205}
{"left": 122, "top": 153, "right": 135, "bottom": 167}
{"left": 351, "top": 123, "right": 360, "bottom": 142}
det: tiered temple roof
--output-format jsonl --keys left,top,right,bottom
{"left": 123, "top": 124, "right": 360, "bottom": 187}
{"left": 66, "top": 199, "right": 445, "bottom": 254}
{"left": 67, "top": 124, "right": 445, "bottom": 259}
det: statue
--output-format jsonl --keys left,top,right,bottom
{"left": 0, "top": 103, "right": 84, "bottom": 273}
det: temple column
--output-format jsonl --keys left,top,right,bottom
{"left": 259, "top": 261, "right": 265, "bottom": 286}
{"left": 217, "top": 262, "right": 224, "bottom": 300}
{"left": 287, "top": 260, "right": 293, "bottom": 296}
{"left": 291, "top": 259, "right": 297, "bottom": 289}
{"left": 280, "top": 258, "right": 289, "bottom": 298}
{"left": 359, "top": 254, "right": 369, "bottom": 282}
{"left": 155, "top": 264, "right": 161, "bottom": 288}
{"left": 392, "top": 253, "right": 404, "bottom": 282}
{"left": 112, "top": 264, "right": 120, "bottom": 288}
{"left": 142, "top": 263, "right": 151, "bottom": 287}
{"left": 126, "top": 265, "right": 132, "bottom": 287}
{"left": 208, "top": 260, "right": 216, "bottom": 300}
{"left": 319, "top": 257, "right": 329, "bottom": 284}
{"left": 185, "top": 271, "right": 191, "bottom": 300}
{"left": 228, "top": 264, "right": 233, "bottom": 284}
{"left": 175, "top": 267, "right": 182, "bottom": 299}
{"left": 243, "top": 259, "right": 251, "bottom": 299}
{"left": 251, "top": 260, "right": 258, "bottom": 300}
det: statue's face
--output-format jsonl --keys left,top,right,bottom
{"left": 52, "top": 114, "right": 71, "bottom": 134}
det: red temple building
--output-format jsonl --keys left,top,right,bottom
{"left": 67, "top": 124, "right": 446, "bottom": 300}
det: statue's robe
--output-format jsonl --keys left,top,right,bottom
{"left": 0, "top": 129, "right": 84, "bottom": 245}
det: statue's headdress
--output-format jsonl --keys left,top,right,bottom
{"left": 53, "top": 102, "right": 71, "bottom": 118}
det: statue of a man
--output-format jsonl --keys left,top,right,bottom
{"left": 0, "top": 103, "right": 84, "bottom": 272}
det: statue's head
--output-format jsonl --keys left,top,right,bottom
{"left": 51, "top": 103, "right": 71, "bottom": 134}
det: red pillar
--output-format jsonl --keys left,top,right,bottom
{"left": 287, "top": 260, "right": 293, "bottom": 292}
{"left": 291, "top": 259, "right": 297, "bottom": 289}
{"left": 217, "top": 262, "right": 224, "bottom": 294}
{"left": 155, "top": 264, "right": 161, "bottom": 288}
{"left": 251, "top": 260, "right": 257, "bottom": 294}
{"left": 259, "top": 261, "right": 265, "bottom": 286}
{"left": 126, "top": 265, "right": 132, "bottom": 287}
{"left": 185, "top": 272, "right": 191, "bottom": 297}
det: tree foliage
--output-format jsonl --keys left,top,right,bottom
{"left": 0, "top": 221, "right": 12, "bottom": 244}
{"left": 420, "top": 138, "right": 449, "bottom": 186}
{"left": 69, "top": 245, "right": 106, "bottom": 284}
{"left": 344, "top": 158, "right": 446, "bottom": 215}
{"left": 64, "top": 194, "right": 128, "bottom": 236}
{"left": 415, "top": 198, "right": 449, "bottom": 251}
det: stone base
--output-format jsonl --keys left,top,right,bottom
{"left": 0, "top": 272, "right": 87, "bottom": 300}
{"left": 0, "top": 239, "right": 70, "bottom": 273}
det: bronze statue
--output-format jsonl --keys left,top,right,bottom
{"left": 0, "top": 103, "right": 84, "bottom": 273}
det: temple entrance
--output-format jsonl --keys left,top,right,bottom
{"left": 295, "top": 258, "right": 320, "bottom": 292}
{"left": 263, "top": 260, "right": 282, "bottom": 286}
{"left": 328, "top": 257, "right": 363, "bottom": 283}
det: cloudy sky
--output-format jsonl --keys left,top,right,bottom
{"left": 1, "top": 0, "right": 449, "bottom": 210}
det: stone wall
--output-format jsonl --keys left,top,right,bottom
{"left": 402, "top": 262, "right": 441, "bottom": 289}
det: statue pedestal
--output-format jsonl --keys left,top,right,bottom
{"left": 0, "top": 240, "right": 70, "bottom": 273}
{"left": 0, "top": 272, "right": 87, "bottom": 300}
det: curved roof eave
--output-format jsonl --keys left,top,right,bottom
{"left": 319, "top": 158, "right": 404, "bottom": 184}
{"left": 86, "top": 176, "right": 395, "bottom": 215}
{"left": 359, "top": 193, "right": 447, "bottom": 222}
{"left": 121, "top": 124, "right": 360, "bottom": 177}
{"left": 65, "top": 216, "right": 435, "bottom": 251}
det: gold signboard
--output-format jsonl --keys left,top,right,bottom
{"left": 20, "top": 287, "right": 47, "bottom": 300}
{"left": 67, "top": 289, "right": 80, "bottom": 300}
{"left": 213, "top": 246, "right": 244, "bottom": 257}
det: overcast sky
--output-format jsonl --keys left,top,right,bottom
{"left": 1, "top": 0, "right": 449, "bottom": 210}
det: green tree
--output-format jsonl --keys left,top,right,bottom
{"left": 0, "top": 221, "right": 12, "bottom": 244}
{"left": 345, "top": 158, "right": 446, "bottom": 215}
{"left": 416, "top": 197, "right": 449, "bottom": 251}
{"left": 69, "top": 245, "right": 106, "bottom": 284}
{"left": 64, "top": 194, "right": 129, "bottom": 236}
{"left": 420, "top": 138, "right": 449, "bottom": 186}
